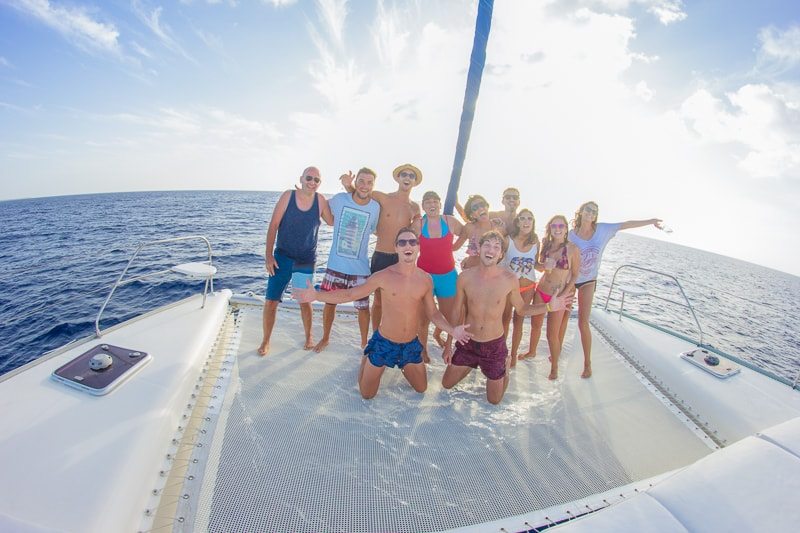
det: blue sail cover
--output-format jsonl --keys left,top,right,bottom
{"left": 443, "top": 0, "right": 494, "bottom": 215}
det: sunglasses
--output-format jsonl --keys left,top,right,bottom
{"left": 504, "top": 194, "right": 519, "bottom": 200}
{"left": 396, "top": 238, "right": 419, "bottom": 247}
{"left": 398, "top": 171, "right": 417, "bottom": 179}
{"left": 583, "top": 206, "right": 598, "bottom": 214}
{"left": 304, "top": 175, "right": 321, "bottom": 183}
{"left": 550, "top": 223, "right": 566, "bottom": 229}
{"left": 470, "top": 202, "right": 487, "bottom": 212}
{"left": 517, "top": 216, "right": 533, "bottom": 222}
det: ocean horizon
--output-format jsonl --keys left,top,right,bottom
{"left": 1, "top": 190, "right": 798, "bottom": 382}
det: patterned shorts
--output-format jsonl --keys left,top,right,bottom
{"left": 320, "top": 268, "right": 370, "bottom": 310}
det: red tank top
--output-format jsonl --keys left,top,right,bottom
{"left": 418, "top": 216, "right": 455, "bottom": 274}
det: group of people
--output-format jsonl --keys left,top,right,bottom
{"left": 259, "top": 164, "right": 662, "bottom": 404}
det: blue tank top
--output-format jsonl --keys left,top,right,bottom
{"left": 275, "top": 191, "right": 321, "bottom": 264}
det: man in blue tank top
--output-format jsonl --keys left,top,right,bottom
{"left": 258, "top": 166, "right": 332, "bottom": 356}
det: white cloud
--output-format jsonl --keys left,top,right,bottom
{"left": 262, "top": 0, "right": 297, "bottom": 6}
{"left": 372, "top": 0, "right": 410, "bottom": 70}
{"left": 8, "top": 0, "right": 121, "bottom": 55}
{"left": 0, "top": 56, "right": 11, "bottom": 68}
{"left": 316, "top": 0, "right": 348, "bottom": 49}
{"left": 757, "top": 25, "right": 800, "bottom": 75}
{"left": 579, "top": 0, "right": 686, "bottom": 25}
{"left": 680, "top": 84, "right": 800, "bottom": 178}
{"left": 132, "top": 0, "right": 196, "bottom": 63}
{"left": 635, "top": 80, "right": 654, "bottom": 101}
{"left": 107, "top": 107, "right": 282, "bottom": 148}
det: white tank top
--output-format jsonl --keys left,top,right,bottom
{"left": 502, "top": 238, "right": 538, "bottom": 281}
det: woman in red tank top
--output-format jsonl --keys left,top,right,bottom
{"left": 416, "top": 191, "right": 465, "bottom": 362}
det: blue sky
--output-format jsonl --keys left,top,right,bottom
{"left": 1, "top": 0, "right": 799, "bottom": 275}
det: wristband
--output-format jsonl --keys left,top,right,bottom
{"left": 546, "top": 302, "right": 551, "bottom": 313}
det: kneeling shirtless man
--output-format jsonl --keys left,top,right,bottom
{"left": 444, "top": 230, "right": 572, "bottom": 404}
{"left": 295, "top": 227, "right": 471, "bottom": 399}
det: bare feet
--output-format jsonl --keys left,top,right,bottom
{"left": 521, "top": 348, "right": 536, "bottom": 359}
{"left": 304, "top": 338, "right": 314, "bottom": 350}
{"left": 313, "top": 338, "right": 329, "bottom": 353}
{"left": 548, "top": 370, "right": 558, "bottom": 380}
{"left": 257, "top": 341, "right": 269, "bottom": 356}
{"left": 581, "top": 366, "right": 592, "bottom": 379}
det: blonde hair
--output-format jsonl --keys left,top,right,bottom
{"left": 539, "top": 214, "right": 569, "bottom": 263}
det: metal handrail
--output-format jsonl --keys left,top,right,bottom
{"left": 603, "top": 264, "right": 704, "bottom": 346}
{"left": 94, "top": 235, "right": 215, "bottom": 337}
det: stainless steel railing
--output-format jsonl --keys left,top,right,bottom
{"left": 603, "top": 264, "right": 705, "bottom": 346}
{"left": 94, "top": 235, "right": 215, "bottom": 337}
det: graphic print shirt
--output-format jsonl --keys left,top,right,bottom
{"left": 327, "top": 192, "right": 380, "bottom": 276}
{"left": 501, "top": 239, "right": 539, "bottom": 282}
{"left": 569, "top": 222, "right": 621, "bottom": 284}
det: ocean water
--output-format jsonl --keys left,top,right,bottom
{"left": 1, "top": 191, "right": 798, "bottom": 382}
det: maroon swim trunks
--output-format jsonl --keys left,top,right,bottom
{"left": 451, "top": 336, "right": 508, "bottom": 380}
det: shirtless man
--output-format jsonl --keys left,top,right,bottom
{"left": 488, "top": 187, "right": 521, "bottom": 229}
{"left": 342, "top": 164, "right": 422, "bottom": 332}
{"left": 443, "top": 230, "right": 571, "bottom": 404}
{"left": 295, "top": 228, "right": 471, "bottom": 399}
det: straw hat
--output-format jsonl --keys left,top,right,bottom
{"left": 392, "top": 163, "right": 423, "bottom": 185}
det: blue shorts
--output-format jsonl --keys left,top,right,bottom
{"left": 430, "top": 269, "right": 458, "bottom": 299}
{"left": 265, "top": 250, "right": 314, "bottom": 302}
{"left": 364, "top": 330, "right": 423, "bottom": 369}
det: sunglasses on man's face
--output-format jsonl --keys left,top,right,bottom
{"left": 550, "top": 223, "right": 566, "bottom": 229}
{"left": 470, "top": 202, "right": 487, "bottom": 212}
{"left": 304, "top": 175, "right": 321, "bottom": 183}
{"left": 399, "top": 171, "right": 416, "bottom": 179}
{"left": 504, "top": 194, "right": 519, "bottom": 201}
{"left": 396, "top": 238, "right": 419, "bottom": 247}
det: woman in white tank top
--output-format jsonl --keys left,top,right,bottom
{"left": 501, "top": 209, "right": 540, "bottom": 365}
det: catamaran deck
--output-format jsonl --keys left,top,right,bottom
{"left": 186, "top": 303, "right": 712, "bottom": 532}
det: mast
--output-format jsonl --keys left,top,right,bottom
{"left": 443, "top": 0, "right": 494, "bottom": 216}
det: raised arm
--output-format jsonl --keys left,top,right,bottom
{"left": 294, "top": 272, "right": 382, "bottom": 305}
{"left": 451, "top": 220, "right": 469, "bottom": 251}
{"left": 264, "top": 190, "right": 291, "bottom": 275}
{"left": 319, "top": 195, "right": 334, "bottom": 226}
{"left": 340, "top": 171, "right": 355, "bottom": 193}
{"left": 620, "top": 218, "right": 662, "bottom": 230}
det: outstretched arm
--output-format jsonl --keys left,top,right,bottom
{"left": 294, "top": 273, "right": 381, "bottom": 305}
{"left": 422, "top": 285, "right": 471, "bottom": 345}
{"left": 620, "top": 218, "right": 662, "bottom": 230}
{"left": 508, "top": 279, "right": 573, "bottom": 316}
{"left": 264, "top": 191, "right": 291, "bottom": 275}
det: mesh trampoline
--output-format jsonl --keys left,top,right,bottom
{"left": 190, "top": 305, "right": 711, "bottom": 532}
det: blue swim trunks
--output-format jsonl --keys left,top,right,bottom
{"left": 364, "top": 330, "right": 423, "bottom": 369}
{"left": 265, "top": 249, "right": 314, "bottom": 302}
{"left": 430, "top": 269, "right": 458, "bottom": 299}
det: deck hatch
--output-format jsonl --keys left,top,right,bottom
{"left": 51, "top": 343, "right": 151, "bottom": 395}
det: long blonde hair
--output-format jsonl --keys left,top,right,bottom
{"left": 539, "top": 214, "right": 569, "bottom": 263}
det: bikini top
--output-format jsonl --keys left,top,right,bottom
{"left": 466, "top": 233, "right": 479, "bottom": 257}
{"left": 545, "top": 244, "right": 570, "bottom": 270}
